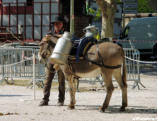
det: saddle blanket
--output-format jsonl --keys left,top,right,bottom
{"left": 70, "top": 37, "right": 97, "bottom": 61}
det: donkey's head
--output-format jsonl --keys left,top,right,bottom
{"left": 38, "top": 34, "right": 59, "bottom": 64}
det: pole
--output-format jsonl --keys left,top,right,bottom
{"left": 70, "top": 0, "right": 74, "bottom": 34}
{"left": 33, "top": 52, "right": 36, "bottom": 100}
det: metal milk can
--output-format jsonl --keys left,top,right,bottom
{"left": 50, "top": 32, "right": 72, "bottom": 65}
{"left": 83, "top": 25, "right": 98, "bottom": 37}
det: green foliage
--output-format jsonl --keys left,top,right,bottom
{"left": 86, "top": 0, "right": 120, "bottom": 21}
{"left": 89, "top": 8, "right": 96, "bottom": 15}
{"left": 116, "top": 0, "right": 121, "bottom": 2}
{"left": 88, "top": 8, "right": 101, "bottom": 21}
{"left": 138, "top": 0, "right": 155, "bottom": 13}
{"left": 87, "top": 0, "right": 155, "bottom": 19}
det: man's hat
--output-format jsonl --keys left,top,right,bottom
{"left": 51, "top": 16, "right": 65, "bottom": 24}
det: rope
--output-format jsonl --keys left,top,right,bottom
{"left": 125, "top": 56, "right": 157, "bottom": 64}
{"left": 0, "top": 57, "right": 32, "bottom": 67}
{"left": 125, "top": 40, "right": 157, "bottom": 64}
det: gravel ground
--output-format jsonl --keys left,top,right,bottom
{"left": 0, "top": 74, "right": 157, "bottom": 121}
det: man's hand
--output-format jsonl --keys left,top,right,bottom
{"left": 53, "top": 34, "right": 62, "bottom": 38}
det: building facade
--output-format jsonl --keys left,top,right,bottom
{"left": 0, "top": 0, "right": 60, "bottom": 41}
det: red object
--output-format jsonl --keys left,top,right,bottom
{"left": 0, "top": 1, "right": 59, "bottom": 42}
{"left": 0, "top": 6, "right": 33, "bottom": 15}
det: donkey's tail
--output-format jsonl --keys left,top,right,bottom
{"left": 122, "top": 50, "right": 127, "bottom": 87}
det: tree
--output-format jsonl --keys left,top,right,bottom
{"left": 96, "top": 0, "right": 117, "bottom": 39}
{"left": 138, "top": 0, "right": 156, "bottom": 13}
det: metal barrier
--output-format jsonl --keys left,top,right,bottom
{"left": 74, "top": 48, "right": 143, "bottom": 89}
{"left": 0, "top": 47, "right": 45, "bottom": 87}
{"left": 124, "top": 48, "right": 145, "bottom": 89}
{"left": 0, "top": 47, "right": 142, "bottom": 89}
{"left": 124, "top": 48, "right": 140, "bottom": 81}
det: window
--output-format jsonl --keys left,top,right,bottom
{"left": 0, "top": 0, "right": 2, "bottom": 5}
{"left": 120, "top": 26, "right": 130, "bottom": 39}
{"left": 124, "top": 26, "right": 130, "bottom": 38}
{"left": 27, "top": 0, "right": 33, "bottom": 6}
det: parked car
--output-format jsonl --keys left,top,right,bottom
{"left": 118, "top": 17, "right": 157, "bottom": 58}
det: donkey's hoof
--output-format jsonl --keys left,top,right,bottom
{"left": 99, "top": 107, "right": 105, "bottom": 112}
{"left": 57, "top": 102, "right": 64, "bottom": 106}
{"left": 120, "top": 106, "right": 126, "bottom": 112}
{"left": 68, "top": 105, "right": 75, "bottom": 110}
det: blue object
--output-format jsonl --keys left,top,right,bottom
{"left": 76, "top": 37, "right": 97, "bottom": 62}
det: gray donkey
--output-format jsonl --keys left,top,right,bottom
{"left": 39, "top": 34, "right": 128, "bottom": 112}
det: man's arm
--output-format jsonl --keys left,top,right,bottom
{"left": 53, "top": 34, "right": 63, "bottom": 38}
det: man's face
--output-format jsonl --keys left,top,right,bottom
{"left": 54, "top": 22, "right": 63, "bottom": 33}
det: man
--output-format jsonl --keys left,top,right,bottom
{"left": 51, "top": 16, "right": 66, "bottom": 37}
{"left": 39, "top": 16, "right": 66, "bottom": 106}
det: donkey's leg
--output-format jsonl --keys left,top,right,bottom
{"left": 113, "top": 69, "right": 128, "bottom": 111}
{"left": 67, "top": 75, "right": 76, "bottom": 109}
{"left": 100, "top": 70, "right": 114, "bottom": 112}
{"left": 57, "top": 69, "right": 65, "bottom": 106}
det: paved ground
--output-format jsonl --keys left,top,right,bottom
{"left": 0, "top": 74, "right": 157, "bottom": 121}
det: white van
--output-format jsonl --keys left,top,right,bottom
{"left": 118, "top": 17, "right": 157, "bottom": 57}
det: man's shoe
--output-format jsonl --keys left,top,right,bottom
{"left": 39, "top": 100, "right": 48, "bottom": 106}
{"left": 57, "top": 101, "right": 64, "bottom": 106}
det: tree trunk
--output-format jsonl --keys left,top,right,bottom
{"left": 96, "top": 0, "right": 116, "bottom": 39}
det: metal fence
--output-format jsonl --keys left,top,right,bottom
{"left": 0, "top": 47, "right": 45, "bottom": 86}
{"left": 79, "top": 48, "right": 142, "bottom": 89}
{"left": 123, "top": 48, "right": 145, "bottom": 89}
{"left": 124, "top": 48, "right": 140, "bottom": 81}
{"left": 0, "top": 47, "right": 142, "bottom": 89}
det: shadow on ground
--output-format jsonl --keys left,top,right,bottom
{"left": 48, "top": 104, "right": 156, "bottom": 114}
{"left": 0, "top": 94, "right": 29, "bottom": 97}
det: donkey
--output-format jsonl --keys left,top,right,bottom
{"left": 39, "top": 34, "right": 128, "bottom": 112}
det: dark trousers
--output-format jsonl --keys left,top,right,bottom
{"left": 43, "top": 64, "right": 65, "bottom": 103}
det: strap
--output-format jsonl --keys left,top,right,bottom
{"left": 85, "top": 44, "right": 121, "bottom": 69}
{"left": 86, "top": 58, "right": 121, "bottom": 69}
